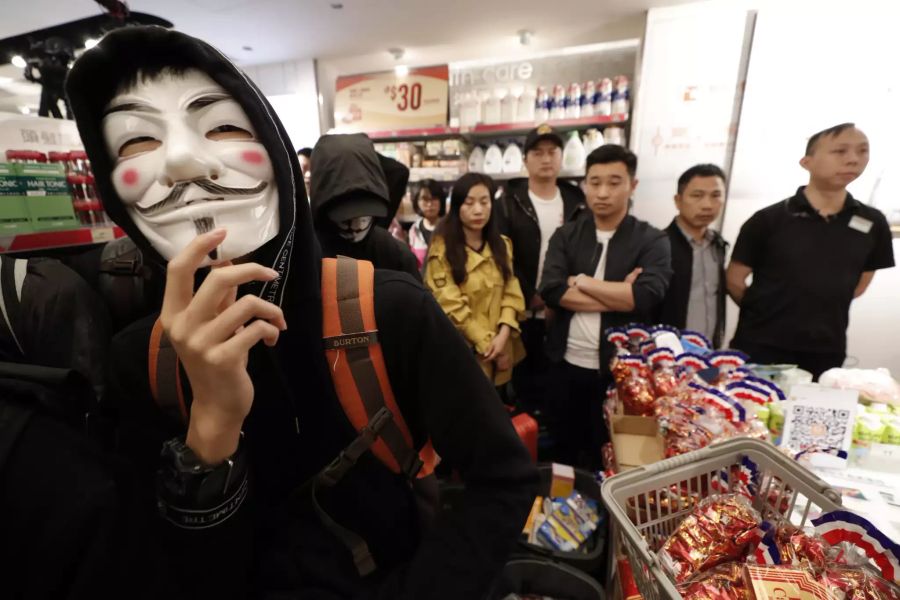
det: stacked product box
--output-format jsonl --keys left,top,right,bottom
{"left": 2, "top": 162, "right": 79, "bottom": 232}
{"left": 0, "top": 163, "right": 34, "bottom": 235}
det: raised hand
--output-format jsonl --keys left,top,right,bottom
{"left": 160, "top": 229, "right": 287, "bottom": 464}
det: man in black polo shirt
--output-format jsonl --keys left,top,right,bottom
{"left": 727, "top": 123, "right": 895, "bottom": 378}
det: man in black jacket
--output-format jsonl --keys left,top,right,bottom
{"left": 67, "top": 26, "right": 537, "bottom": 600}
{"left": 657, "top": 164, "right": 728, "bottom": 347}
{"left": 497, "top": 124, "right": 584, "bottom": 416}
{"left": 311, "top": 134, "right": 422, "bottom": 282}
{"left": 540, "top": 145, "right": 671, "bottom": 469}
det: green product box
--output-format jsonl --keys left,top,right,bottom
{"left": 22, "top": 175, "right": 70, "bottom": 195}
{"left": 0, "top": 173, "right": 33, "bottom": 234}
{"left": 26, "top": 194, "right": 79, "bottom": 231}
{"left": 12, "top": 162, "right": 66, "bottom": 177}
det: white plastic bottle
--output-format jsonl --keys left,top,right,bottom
{"left": 517, "top": 86, "right": 536, "bottom": 123}
{"left": 500, "top": 89, "right": 518, "bottom": 123}
{"left": 483, "top": 90, "right": 502, "bottom": 125}
{"left": 596, "top": 78, "right": 613, "bottom": 117}
{"left": 562, "top": 131, "right": 586, "bottom": 172}
{"left": 583, "top": 128, "right": 605, "bottom": 154}
{"left": 483, "top": 143, "right": 504, "bottom": 174}
{"left": 533, "top": 86, "right": 549, "bottom": 123}
{"left": 612, "top": 75, "right": 630, "bottom": 116}
{"left": 468, "top": 146, "right": 485, "bottom": 172}
{"left": 502, "top": 141, "right": 524, "bottom": 173}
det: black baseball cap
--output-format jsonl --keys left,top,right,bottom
{"left": 524, "top": 123, "right": 564, "bottom": 153}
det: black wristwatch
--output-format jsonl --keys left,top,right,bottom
{"left": 156, "top": 434, "right": 249, "bottom": 529}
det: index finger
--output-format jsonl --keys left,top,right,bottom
{"left": 162, "top": 229, "right": 227, "bottom": 317}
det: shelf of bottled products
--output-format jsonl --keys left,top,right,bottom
{"left": 366, "top": 114, "right": 629, "bottom": 142}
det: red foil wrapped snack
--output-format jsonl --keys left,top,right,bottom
{"left": 678, "top": 562, "right": 750, "bottom": 600}
{"left": 823, "top": 566, "right": 900, "bottom": 600}
{"left": 660, "top": 494, "right": 762, "bottom": 582}
{"left": 613, "top": 355, "right": 656, "bottom": 416}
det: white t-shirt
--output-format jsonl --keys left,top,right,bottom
{"left": 530, "top": 188, "right": 564, "bottom": 318}
{"left": 565, "top": 229, "right": 617, "bottom": 370}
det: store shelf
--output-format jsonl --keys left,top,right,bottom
{"left": 367, "top": 126, "right": 461, "bottom": 141}
{"left": 409, "top": 167, "right": 587, "bottom": 182}
{"left": 0, "top": 225, "right": 125, "bottom": 253}
{"left": 463, "top": 114, "right": 628, "bottom": 137}
{"left": 367, "top": 114, "right": 628, "bottom": 142}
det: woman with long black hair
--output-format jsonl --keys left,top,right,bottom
{"left": 408, "top": 178, "right": 446, "bottom": 268}
{"left": 425, "top": 173, "right": 526, "bottom": 388}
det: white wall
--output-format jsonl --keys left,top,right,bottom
{"left": 721, "top": 1, "right": 900, "bottom": 371}
{"left": 242, "top": 59, "right": 321, "bottom": 151}
{"left": 630, "top": 1, "right": 754, "bottom": 230}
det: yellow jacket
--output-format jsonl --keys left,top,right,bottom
{"left": 425, "top": 235, "right": 526, "bottom": 385}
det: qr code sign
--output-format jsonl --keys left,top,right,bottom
{"left": 784, "top": 405, "right": 851, "bottom": 451}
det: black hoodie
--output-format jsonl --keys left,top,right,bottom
{"left": 311, "top": 134, "right": 421, "bottom": 281}
{"left": 67, "top": 27, "right": 536, "bottom": 600}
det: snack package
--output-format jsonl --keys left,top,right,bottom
{"left": 811, "top": 510, "right": 900, "bottom": 585}
{"left": 747, "top": 520, "right": 829, "bottom": 574}
{"left": 822, "top": 565, "right": 900, "bottom": 600}
{"left": 613, "top": 355, "right": 656, "bottom": 416}
{"left": 648, "top": 348, "right": 680, "bottom": 398}
{"left": 677, "top": 562, "right": 749, "bottom": 600}
{"left": 743, "top": 564, "right": 834, "bottom": 600}
{"left": 659, "top": 494, "right": 762, "bottom": 582}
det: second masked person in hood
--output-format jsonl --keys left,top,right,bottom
{"left": 67, "top": 26, "right": 537, "bottom": 600}
{"left": 310, "top": 133, "right": 422, "bottom": 282}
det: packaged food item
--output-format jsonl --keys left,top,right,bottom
{"left": 677, "top": 561, "right": 749, "bottom": 600}
{"left": 821, "top": 565, "right": 900, "bottom": 600}
{"left": 811, "top": 510, "right": 900, "bottom": 585}
{"left": 660, "top": 494, "right": 762, "bottom": 582}
{"left": 523, "top": 496, "right": 543, "bottom": 536}
{"left": 744, "top": 564, "right": 834, "bottom": 600}
{"left": 550, "top": 463, "right": 575, "bottom": 498}
{"left": 613, "top": 355, "right": 656, "bottom": 416}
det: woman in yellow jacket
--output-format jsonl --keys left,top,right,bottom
{"left": 425, "top": 173, "right": 526, "bottom": 389}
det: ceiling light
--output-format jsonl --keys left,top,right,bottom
{"left": 330, "top": 2, "right": 343, "bottom": 8}
{"left": 84, "top": 38, "right": 99, "bottom": 50}
{"left": 11, "top": 55, "right": 26, "bottom": 68}
{"left": 394, "top": 65, "right": 409, "bottom": 77}
{"left": 388, "top": 47, "right": 405, "bottom": 61}
{"left": 19, "top": 106, "right": 30, "bottom": 115}
{"left": 518, "top": 29, "right": 534, "bottom": 46}
{"left": 242, "top": 45, "right": 253, "bottom": 52}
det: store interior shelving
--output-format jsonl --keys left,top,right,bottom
{"left": 0, "top": 226, "right": 125, "bottom": 253}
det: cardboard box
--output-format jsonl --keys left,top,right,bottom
{"left": 611, "top": 414, "right": 665, "bottom": 470}
{"left": 11, "top": 162, "right": 66, "bottom": 177}
{"left": 26, "top": 194, "right": 78, "bottom": 231}
{"left": 0, "top": 167, "right": 34, "bottom": 234}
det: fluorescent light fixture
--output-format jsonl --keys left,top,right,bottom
{"left": 317, "top": 93, "right": 324, "bottom": 106}
{"left": 19, "top": 106, "right": 30, "bottom": 115}
{"left": 11, "top": 55, "right": 26, "bottom": 68}
{"left": 394, "top": 65, "right": 409, "bottom": 77}
{"left": 84, "top": 38, "right": 99, "bottom": 50}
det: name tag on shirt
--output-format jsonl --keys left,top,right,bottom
{"left": 848, "top": 215, "right": 873, "bottom": 234}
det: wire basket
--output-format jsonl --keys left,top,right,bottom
{"left": 600, "top": 437, "right": 843, "bottom": 600}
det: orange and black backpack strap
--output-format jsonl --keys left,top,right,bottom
{"left": 320, "top": 255, "right": 437, "bottom": 483}
{"left": 148, "top": 318, "right": 188, "bottom": 426}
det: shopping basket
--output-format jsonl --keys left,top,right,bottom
{"left": 600, "top": 437, "right": 843, "bottom": 600}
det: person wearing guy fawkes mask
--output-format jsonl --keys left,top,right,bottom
{"left": 310, "top": 133, "right": 422, "bottom": 282}
{"left": 66, "top": 26, "right": 536, "bottom": 600}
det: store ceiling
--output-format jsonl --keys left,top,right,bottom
{"left": 0, "top": 0, "right": 692, "bottom": 113}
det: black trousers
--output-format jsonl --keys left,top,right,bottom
{"left": 732, "top": 341, "right": 844, "bottom": 381}
{"left": 511, "top": 318, "right": 551, "bottom": 415}
{"left": 549, "top": 361, "right": 609, "bottom": 471}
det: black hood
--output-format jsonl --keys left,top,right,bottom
{"left": 310, "top": 133, "right": 409, "bottom": 229}
{"left": 65, "top": 26, "right": 315, "bottom": 313}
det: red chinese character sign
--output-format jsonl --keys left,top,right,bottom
{"left": 334, "top": 65, "right": 449, "bottom": 132}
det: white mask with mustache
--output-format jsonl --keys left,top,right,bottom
{"left": 101, "top": 68, "right": 279, "bottom": 263}
{"left": 333, "top": 216, "right": 373, "bottom": 242}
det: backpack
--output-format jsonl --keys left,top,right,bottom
{"left": 148, "top": 255, "right": 437, "bottom": 576}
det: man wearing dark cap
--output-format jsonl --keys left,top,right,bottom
{"left": 497, "top": 124, "right": 585, "bottom": 417}
{"left": 310, "top": 133, "right": 421, "bottom": 281}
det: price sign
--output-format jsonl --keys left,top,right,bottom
{"left": 334, "top": 65, "right": 449, "bottom": 132}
